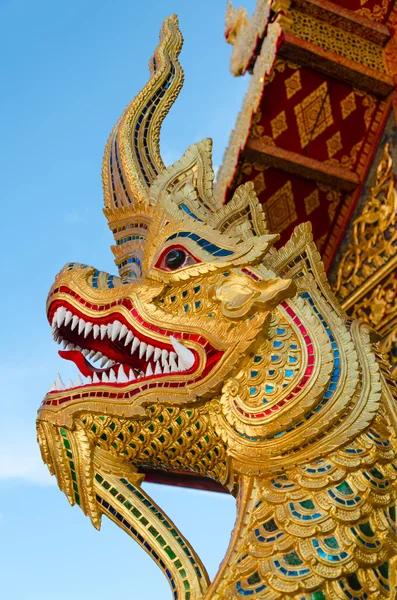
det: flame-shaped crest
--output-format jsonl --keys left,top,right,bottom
{"left": 103, "top": 15, "right": 185, "bottom": 278}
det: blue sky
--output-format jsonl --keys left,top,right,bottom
{"left": 0, "top": 0, "right": 257, "bottom": 597}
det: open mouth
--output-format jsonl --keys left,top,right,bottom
{"left": 48, "top": 303, "right": 198, "bottom": 393}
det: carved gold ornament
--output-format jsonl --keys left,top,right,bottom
{"left": 38, "top": 17, "right": 397, "bottom": 599}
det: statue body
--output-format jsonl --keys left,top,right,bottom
{"left": 37, "top": 16, "right": 397, "bottom": 599}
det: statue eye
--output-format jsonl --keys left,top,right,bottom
{"left": 155, "top": 245, "right": 200, "bottom": 271}
{"left": 165, "top": 249, "right": 186, "bottom": 269}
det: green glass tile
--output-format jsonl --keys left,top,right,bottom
{"left": 71, "top": 471, "right": 77, "bottom": 482}
{"left": 359, "top": 522, "right": 374, "bottom": 537}
{"left": 176, "top": 416, "right": 182, "bottom": 425}
{"left": 324, "top": 537, "right": 339, "bottom": 549}
{"left": 148, "top": 424, "right": 154, "bottom": 432}
{"left": 175, "top": 560, "right": 182, "bottom": 569}
{"left": 379, "top": 562, "right": 389, "bottom": 578}
{"left": 132, "top": 507, "right": 141, "bottom": 518}
{"left": 109, "top": 422, "right": 115, "bottom": 431}
{"left": 66, "top": 450, "right": 72, "bottom": 459}
{"left": 170, "top": 528, "right": 178, "bottom": 537}
{"left": 140, "top": 517, "right": 148, "bottom": 526}
{"left": 165, "top": 546, "right": 176, "bottom": 560}
{"left": 179, "top": 569, "right": 186, "bottom": 578}
{"left": 284, "top": 551, "right": 303, "bottom": 566}
{"left": 69, "top": 461, "right": 75, "bottom": 470}
{"left": 102, "top": 481, "right": 110, "bottom": 490}
{"left": 311, "top": 592, "right": 326, "bottom": 600}
{"left": 63, "top": 439, "right": 71, "bottom": 450}
{"left": 183, "top": 580, "right": 190, "bottom": 591}
{"left": 99, "top": 416, "right": 105, "bottom": 421}
{"left": 111, "top": 442, "right": 118, "bottom": 450}
{"left": 60, "top": 429, "right": 67, "bottom": 437}
{"left": 247, "top": 571, "right": 261, "bottom": 585}
{"left": 149, "top": 526, "right": 159, "bottom": 537}
{"left": 336, "top": 481, "right": 353, "bottom": 495}
{"left": 100, "top": 433, "right": 107, "bottom": 441}
{"left": 91, "top": 425, "right": 97, "bottom": 434}
{"left": 157, "top": 535, "right": 166, "bottom": 547}
{"left": 117, "top": 494, "right": 126, "bottom": 504}
{"left": 73, "top": 482, "right": 78, "bottom": 493}
{"left": 95, "top": 474, "right": 103, "bottom": 483}
{"left": 110, "top": 487, "right": 118, "bottom": 497}
{"left": 124, "top": 501, "right": 132, "bottom": 510}
{"left": 74, "top": 493, "right": 80, "bottom": 505}
{"left": 185, "top": 593, "right": 190, "bottom": 600}
{"left": 300, "top": 499, "right": 314, "bottom": 510}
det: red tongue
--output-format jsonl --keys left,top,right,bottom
{"left": 59, "top": 350, "right": 98, "bottom": 377}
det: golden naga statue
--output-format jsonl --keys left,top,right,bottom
{"left": 37, "top": 16, "right": 397, "bottom": 600}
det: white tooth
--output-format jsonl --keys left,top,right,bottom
{"left": 117, "top": 365, "right": 128, "bottom": 383}
{"left": 139, "top": 342, "right": 147, "bottom": 359}
{"left": 109, "top": 368, "right": 117, "bottom": 382}
{"left": 118, "top": 324, "right": 128, "bottom": 341}
{"left": 75, "top": 345, "right": 82, "bottom": 352}
{"left": 56, "top": 307, "right": 67, "bottom": 328}
{"left": 76, "top": 374, "right": 83, "bottom": 387}
{"left": 67, "top": 378, "right": 74, "bottom": 388}
{"left": 93, "top": 372, "right": 100, "bottom": 383}
{"left": 111, "top": 320, "right": 122, "bottom": 341}
{"left": 162, "top": 362, "right": 170, "bottom": 373}
{"left": 64, "top": 310, "right": 73, "bottom": 326}
{"left": 52, "top": 320, "right": 57, "bottom": 332}
{"left": 67, "top": 343, "right": 74, "bottom": 351}
{"left": 87, "top": 376, "right": 92, "bottom": 384}
{"left": 84, "top": 322, "right": 93, "bottom": 338}
{"left": 154, "top": 362, "right": 162, "bottom": 375}
{"left": 102, "top": 372, "right": 109, "bottom": 382}
{"left": 170, "top": 336, "right": 195, "bottom": 370}
{"left": 88, "top": 350, "right": 97, "bottom": 359}
{"left": 145, "top": 363, "right": 153, "bottom": 376}
{"left": 125, "top": 331, "right": 134, "bottom": 346}
{"left": 107, "top": 323, "right": 113, "bottom": 337}
{"left": 131, "top": 337, "right": 140, "bottom": 354}
{"left": 62, "top": 340, "right": 68, "bottom": 349}
{"left": 129, "top": 369, "right": 136, "bottom": 381}
{"left": 71, "top": 315, "right": 79, "bottom": 331}
{"left": 50, "top": 381, "right": 56, "bottom": 391}
{"left": 161, "top": 349, "right": 169, "bottom": 365}
{"left": 92, "top": 352, "right": 103, "bottom": 362}
{"left": 93, "top": 324, "right": 100, "bottom": 339}
{"left": 146, "top": 344, "right": 154, "bottom": 360}
{"left": 170, "top": 353, "right": 178, "bottom": 372}
{"left": 100, "top": 324, "right": 108, "bottom": 339}
{"left": 108, "top": 360, "right": 116, "bottom": 366}
{"left": 57, "top": 336, "right": 64, "bottom": 345}
{"left": 82, "top": 349, "right": 90, "bottom": 357}
{"left": 100, "top": 356, "right": 109, "bottom": 368}
{"left": 78, "top": 318, "right": 85, "bottom": 335}
{"left": 55, "top": 373, "right": 65, "bottom": 390}
{"left": 154, "top": 348, "right": 162, "bottom": 361}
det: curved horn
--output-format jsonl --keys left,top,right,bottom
{"left": 103, "top": 15, "right": 184, "bottom": 211}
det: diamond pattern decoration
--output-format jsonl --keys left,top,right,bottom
{"left": 252, "top": 171, "right": 266, "bottom": 195}
{"left": 294, "top": 82, "right": 333, "bottom": 149}
{"left": 271, "top": 111, "right": 288, "bottom": 140}
{"left": 340, "top": 91, "right": 357, "bottom": 120}
{"left": 304, "top": 189, "right": 320, "bottom": 216}
{"left": 264, "top": 181, "right": 297, "bottom": 232}
{"left": 327, "top": 131, "right": 343, "bottom": 159}
{"left": 285, "top": 70, "right": 302, "bottom": 100}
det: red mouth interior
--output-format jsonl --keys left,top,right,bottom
{"left": 49, "top": 300, "right": 201, "bottom": 390}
